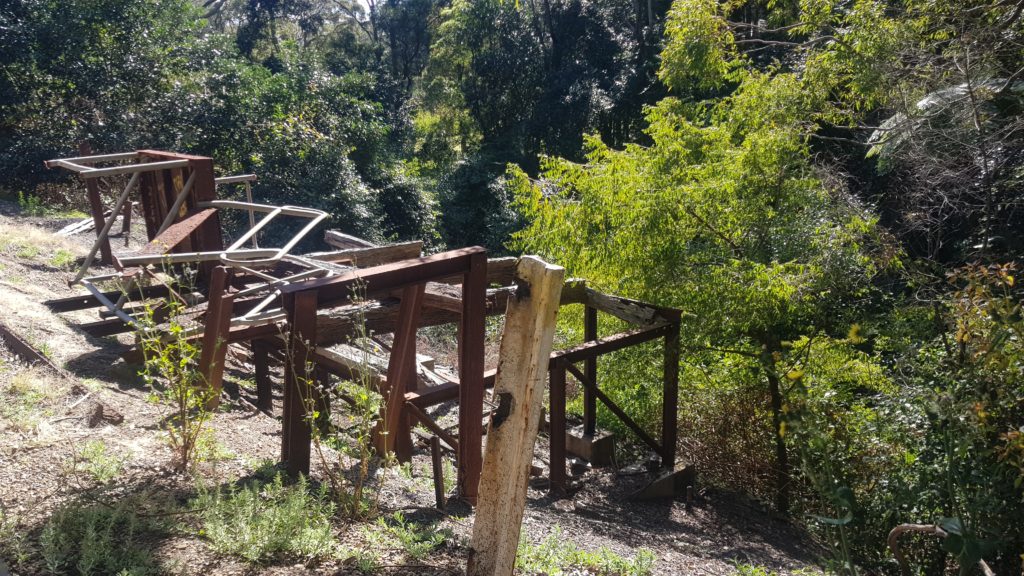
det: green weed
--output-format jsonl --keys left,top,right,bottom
{"left": 75, "top": 440, "right": 124, "bottom": 484}
{"left": 365, "top": 512, "right": 451, "bottom": 561}
{"left": 40, "top": 498, "right": 161, "bottom": 575}
{"left": 50, "top": 249, "right": 76, "bottom": 269}
{"left": 192, "top": 473, "right": 338, "bottom": 563}
{"left": 14, "top": 243, "right": 40, "bottom": 260}
{"left": 515, "top": 527, "right": 656, "bottom": 576}
{"left": 0, "top": 510, "right": 31, "bottom": 569}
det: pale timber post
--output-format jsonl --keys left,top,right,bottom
{"left": 467, "top": 256, "right": 564, "bottom": 576}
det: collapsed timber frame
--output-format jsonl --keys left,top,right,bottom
{"left": 42, "top": 147, "right": 683, "bottom": 503}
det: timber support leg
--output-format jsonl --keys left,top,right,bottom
{"left": 253, "top": 339, "right": 274, "bottom": 413}
{"left": 549, "top": 364, "right": 568, "bottom": 496}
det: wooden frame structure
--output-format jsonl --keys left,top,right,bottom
{"left": 246, "top": 244, "right": 681, "bottom": 499}
{"left": 277, "top": 247, "right": 489, "bottom": 501}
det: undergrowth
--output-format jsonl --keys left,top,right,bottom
{"left": 40, "top": 496, "right": 164, "bottom": 576}
{"left": 191, "top": 473, "right": 339, "bottom": 563}
{"left": 363, "top": 511, "right": 452, "bottom": 562}
{"left": 515, "top": 526, "right": 656, "bottom": 576}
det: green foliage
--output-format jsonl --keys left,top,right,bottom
{"left": 41, "top": 498, "right": 162, "bottom": 576}
{"left": 137, "top": 288, "right": 215, "bottom": 473}
{"left": 515, "top": 527, "right": 656, "bottom": 576}
{"left": 365, "top": 512, "right": 451, "bottom": 561}
{"left": 73, "top": 441, "right": 125, "bottom": 484}
{"left": 192, "top": 473, "right": 338, "bottom": 563}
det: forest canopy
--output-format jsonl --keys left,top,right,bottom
{"left": 1, "top": 0, "right": 1022, "bottom": 573}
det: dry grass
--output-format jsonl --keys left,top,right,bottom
{"left": 0, "top": 222, "right": 84, "bottom": 267}
{"left": 0, "top": 363, "right": 64, "bottom": 433}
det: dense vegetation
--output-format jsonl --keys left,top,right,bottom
{"left": 2, "top": 0, "right": 1022, "bottom": 573}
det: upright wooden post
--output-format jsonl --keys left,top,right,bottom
{"left": 283, "top": 289, "right": 318, "bottom": 476}
{"left": 375, "top": 283, "right": 425, "bottom": 460}
{"left": 661, "top": 321, "right": 680, "bottom": 468}
{"left": 583, "top": 305, "right": 598, "bottom": 436}
{"left": 458, "top": 250, "right": 487, "bottom": 503}
{"left": 253, "top": 339, "right": 273, "bottom": 412}
{"left": 467, "top": 256, "right": 564, "bottom": 576}
{"left": 199, "top": 265, "right": 234, "bottom": 409}
{"left": 549, "top": 365, "right": 568, "bottom": 495}
{"left": 78, "top": 142, "right": 113, "bottom": 265}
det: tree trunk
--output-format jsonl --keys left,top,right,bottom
{"left": 760, "top": 338, "right": 790, "bottom": 516}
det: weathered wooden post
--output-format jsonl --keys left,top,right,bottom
{"left": 467, "top": 256, "right": 564, "bottom": 576}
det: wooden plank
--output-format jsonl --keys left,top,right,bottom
{"left": 80, "top": 317, "right": 133, "bottom": 337}
{"left": 78, "top": 142, "right": 113, "bottom": 265}
{"left": 324, "top": 230, "right": 375, "bottom": 249}
{"left": 253, "top": 339, "right": 274, "bottom": 412}
{"left": 307, "top": 241, "right": 423, "bottom": 268}
{"left": 550, "top": 324, "right": 672, "bottom": 366}
{"left": 549, "top": 365, "right": 568, "bottom": 496}
{"left": 583, "top": 288, "right": 682, "bottom": 326}
{"left": 431, "top": 436, "right": 446, "bottom": 510}
{"left": 434, "top": 256, "right": 518, "bottom": 286}
{"left": 279, "top": 247, "right": 485, "bottom": 307}
{"left": 565, "top": 363, "right": 663, "bottom": 456}
{"left": 404, "top": 368, "right": 497, "bottom": 408}
{"left": 0, "top": 322, "right": 58, "bottom": 369}
{"left": 44, "top": 283, "right": 172, "bottom": 312}
{"left": 283, "top": 289, "right": 318, "bottom": 476}
{"left": 458, "top": 250, "right": 488, "bottom": 504}
{"left": 407, "top": 402, "right": 460, "bottom": 454}
{"left": 468, "top": 256, "right": 564, "bottom": 576}
{"left": 133, "top": 208, "right": 218, "bottom": 256}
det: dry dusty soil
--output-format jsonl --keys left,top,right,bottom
{"left": 0, "top": 201, "right": 825, "bottom": 575}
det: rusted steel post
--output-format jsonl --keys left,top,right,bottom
{"left": 549, "top": 364, "right": 568, "bottom": 496}
{"left": 458, "top": 250, "right": 487, "bottom": 504}
{"left": 662, "top": 321, "right": 680, "bottom": 468}
{"left": 583, "top": 305, "right": 598, "bottom": 436}
{"left": 78, "top": 142, "right": 113, "bottom": 265}
{"left": 253, "top": 339, "right": 273, "bottom": 412}
{"left": 283, "top": 289, "right": 318, "bottom": 476}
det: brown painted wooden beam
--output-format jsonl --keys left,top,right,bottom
{"left": 458, "top": 250, "right": 487, "bottom": 504}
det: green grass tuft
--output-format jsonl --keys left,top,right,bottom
{"left": 192, "top": 473, "right": 338, "bottom": 563}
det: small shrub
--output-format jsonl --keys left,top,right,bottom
{"left": 40, "top": 499, "right": 160, "bottom": 575}
{"left": 192, "top": 473, "right": 338, "bottom": 563}
{"left": 0, "top": 510, "right": 31, "bottom": 569}
{"left": 515, "top": 527, "right": 656, "bottom": 576}
{"left": 17, "top": 191, "right": 44, "bottom": 216}
{"left": 137, "top": 289, "right": 215, "bottom": 472}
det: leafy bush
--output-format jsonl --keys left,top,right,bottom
{"left": 137, "top": 293, "right": 215, "bottom": 473}
{"left": 192, "top": 473, "right": 338, "bottom": 563}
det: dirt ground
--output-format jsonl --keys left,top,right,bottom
{"left": 0, "top": 200, "right": 824, "bottom": 575}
